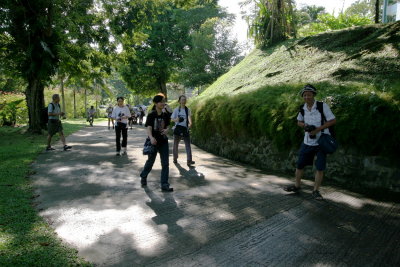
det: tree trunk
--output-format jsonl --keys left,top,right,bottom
{"left": 158, "top": 78, "right": 168, "bottom": 101}
{"left": 375, "top": 0, "right": 380, "bottom": 23}
{"left": 73, "top": 87, "right": 77, "bottom": 118}
{"left": 26, "top": 78, "right": 45, "bottom": 134}
{"left": 60, "top": 76, "right": 66, "bottom": 114}
{"left": 84, "top": 87, "right": 87, "bottom": 117}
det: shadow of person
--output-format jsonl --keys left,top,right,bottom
{"left": 174, "top": 162, "right": 207, "bottom": 187}
{"left": 144, "top": 187, "right": 184, "bottom": 235}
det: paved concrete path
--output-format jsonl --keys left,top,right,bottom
{"left": 31, "top": 122, "right": 400, "bottom": 266}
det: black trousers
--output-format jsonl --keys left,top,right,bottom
{"left": 115, "top": 123, "right": 128, "bottom": 151}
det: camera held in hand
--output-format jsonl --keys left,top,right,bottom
{"left": 304, "top": 124, "right": 317, "bottom": 139}
{"left": 178, "top": 116, "right": 184, "bottom": 123}
{"left": 118, "top": 112, "right": 124, "bottom": 121}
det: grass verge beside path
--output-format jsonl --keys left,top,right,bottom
{"left": 0, "top": 119, "right": 91, "bottom": 266}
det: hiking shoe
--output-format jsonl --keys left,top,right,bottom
{"left": 187, "top": 161, "right": 195, "bottom": 166}
{"left": 284, "top": 185, "right": 300, "bottom": 192}
{"left": 63, "top": 145, "right": 72, "bottom": 151}
{"left": 161, "top": 186, "right": 174, "bottom": 192}
{"left": 173, "top": 160, "right": 178, "bottom": 164}
{"left": 46, "top": 147, "right": 55, "bottom": 151}
{"left": 312, "top": 190, "right": 323, "bottom": 200}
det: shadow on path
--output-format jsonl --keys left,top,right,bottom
{"left": 30, "top": 121, "right": 400, "bottom": 266}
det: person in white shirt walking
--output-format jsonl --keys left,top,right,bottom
{"left": 171, "top": 95, "right": 195, "bottom": 167}
{"left": 46, "top": 94, "right": 72, "bottom": 151}
{"left": 111, "top": 97, "right": 131, "bottom": 156}
{"left": 284, "top": 84, "right": 336, "bottom": 200}
{"left": 106, "top": 104, "right": 114, "bottom": 130}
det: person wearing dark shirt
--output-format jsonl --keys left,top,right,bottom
{"left": 140, "top": 95, "right": 173, "bottom": 192}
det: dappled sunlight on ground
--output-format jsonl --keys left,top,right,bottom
{"left": 30, "top": 121, "right": 400, "bottom": 266}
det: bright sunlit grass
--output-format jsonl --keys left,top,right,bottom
{"left": 0, "top": 122, "right": 91, "bottom": 266}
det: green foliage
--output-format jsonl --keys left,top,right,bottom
{"left": 244, "top": 0, "right": 296, "bottom": 48}
{"left": 190, "top": 82, "right": 400, "bottom": 157}
{"left": 345, "top": 0, "right": 375, "bottom": 19}
{"left": 190, "top": 22, "right": 400, "bottom": 159}
{"left": 301, "top": 5, "right": 326, "bottom": 22}
{"left": 298, "top": 13, "right": 372, "bottom": 37}
{"left": 0, "top": 123, "right": 89, "bottom": 266}
{"left": 177, "top": 17, "right": 243, "bottom": 88}
{"left": 0, "top": 92, "right": 28, "bottom": 126}
{"left": 114, "top": 1, "right": 223, "bottom": 97}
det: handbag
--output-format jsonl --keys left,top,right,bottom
{"left": 173, "top": 125, "right": 189, "bottom": 137}
{"left": 143, "top": 138, "right": 156, "bottom": 155}
{"left": 318, "top": 133, "right": 338, "bottom": 154}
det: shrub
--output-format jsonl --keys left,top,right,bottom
{"left": 0, "top": 92, "right": 28, "bottom": 126}
{"left": 299, "top": 13, "right": 372, "bottom": 37}
{"left": 190, "top": 82, "right": 400, "bottom": 158}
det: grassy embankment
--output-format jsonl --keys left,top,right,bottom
{"left": 190, "top": 22, "right": 400, "bottom": 160}
{"left": 0, "top": 120, "right": 92, "bottom": 266}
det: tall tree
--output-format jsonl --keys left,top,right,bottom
{"left": 301, "top": 5, "right": 326, "bottom": 23}
{"left": 109, "top": 0, "right": 221, "bottom": 99}
{"left": 244, "top": 0, "right": 296, "bottom": 48}
{"left": 0, "top": 0, "right": 108, "bottom": 133}
{"left": 178, "top": 18, "right": 243, "bottom": 88}
{"left": 345, "top": 0, "right": 374, "bottom": 19}
{"left": 375, "top": 0, "right": 380, "bottom": 23}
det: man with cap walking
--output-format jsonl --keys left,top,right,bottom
{"left": 284, "top": 84, "right": 336, "bottom": 200}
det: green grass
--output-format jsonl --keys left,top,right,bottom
{"left": 0, "top": 120, "right": 91, "bottom": 266}
{"left": 188, "top": 22, "right": 400, "bottom": 158}
{"left": 197, "top": 22, "right": 400, "bottom": 100}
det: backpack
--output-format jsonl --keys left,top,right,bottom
{"left": 299, "top": 101, "right": 336, "bottom": 138}
{"left": 42, "top": 103, "right": 57, "bottom": 124}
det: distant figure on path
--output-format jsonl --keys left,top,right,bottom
{"left": 87, "top": 105, "right": 96, "bottom": 126}
{"left": 140, "top": 94, "right": 173, "bottom": 192}
{"left": 171, "top": 95, "right": 195, "bottom": 167}
{"left": 284, "top": 84, "right": 336, "bottom": 200}
{"left": 106, "top": 104, "right": 114, "bottom": 130}
{"left": 111, "top": 97, "right": 131, "bottom": 156}
{"left": 138, "top": 106, "right": 145, "bottom": 125}
{"left": 46, "top": 94, "right": 72, "bottom": 151}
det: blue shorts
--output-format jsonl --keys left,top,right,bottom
{"left": 296, "top": 143, "right": 327, "bottom": 171}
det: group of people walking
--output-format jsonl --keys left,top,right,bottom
{"left": 107, "top": 94, "right": 194, "bottom": 192}
{"left": 45, "top": 84, "right": 336, "bottom": 199}
{"left": 139, "top": 94, "right": 195, "bottom": 192}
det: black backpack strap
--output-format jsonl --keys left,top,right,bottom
{"left": 185, "top": 106, "right": 189, "bottom": 128}
{"left": 316, "top": 101, "right": 326, "bottom": 132}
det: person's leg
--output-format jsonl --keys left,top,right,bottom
{"left": 59, "top": 131, "right": 72, "bottom": 150}
{"left": 173, "top": 135, "right": 180, "bottom": 162}
{"left": 121, "top": 127, "right": 128, "bottom": 153}
{"left": 159, "top": 142, "right": 170, "bottom": 189}
{"left": 115, "top": 125, "right": 122, "bottom": 152}
{"left": 140, "top": 150, "right": 157, "bottom": 179}
{"left": 59, "top": 132, "right": 66, "bottom": 146}
{"left": 47, "top": 134, "right": 52, "bottom": 148}
{"left": 314, "top": 171, "right": 324, "bottom": 191}
{"left": 314, "top": 148, "right": 327, "bottom": 194}
{"left": 285, "top": 143, "right": 312, "bottom": 192}
{"left": 295, "top": 168, "right": 304, "bottom": 188}
{"left": 183, "top": 135, "right": 193, "bottom": 163}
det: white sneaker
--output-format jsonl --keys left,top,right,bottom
{"left": 116, "top": 151, "right": 121, "bottom": 156}
{"left": 122, "top": 148, "right": 127, "bottom": 155}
